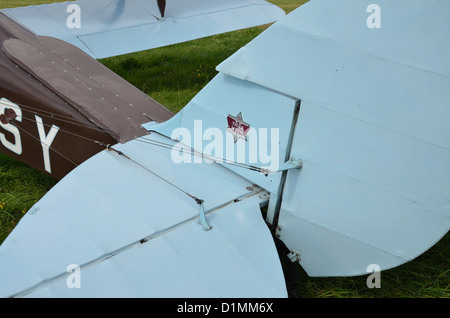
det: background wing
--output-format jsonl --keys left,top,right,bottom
{"left": 2, "top": 0, "right": 285, "bottom": 59}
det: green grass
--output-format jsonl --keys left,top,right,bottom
{"left": 294, "top": 233, "right": 449, "bottom": 298}
{"left": 0, "top": 0, "right": 448, "bottom": 298}
{"left": 101, "top": 27, "right": 267, "bottom": 113}
{"left": 0, "top": 0, "right": 68, "bottom": 8}
{"left": 0, "top": 154, "right": 57, "bottom": 243}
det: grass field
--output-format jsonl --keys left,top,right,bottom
{"left": 0, "top": 0, "right": 448, "bottom": 298}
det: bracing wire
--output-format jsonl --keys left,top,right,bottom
{"left": 15, "top": 102, "right": 114, "bottom": 133}
{"left": 136, "top": 136, "right": 271, "bottom": 174}
{"left": 2, "top": 102, "right": 275, "bottom": 175}
{"left": 106, "top": 145, "right": 204, "bottom": 205}
{"left": 10, "top": 122, "right": 79, "bottom": 168}
{"left": 19, "top": 116, "right": 109, "bottom": 147}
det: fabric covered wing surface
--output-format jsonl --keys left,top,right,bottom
{"left": 2, "top": 0, "right": 285, "bottom": 59}
{"left": 217, "top": 0, "right": 450, "bottom": 276}
{"left": 0, "top": 133, "right": 286, "bottom": 297}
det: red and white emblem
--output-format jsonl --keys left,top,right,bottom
{"left": 226, "top": 112, "right": 250, "bottom": 143}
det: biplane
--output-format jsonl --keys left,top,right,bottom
{"left": 0, "top": 0, "right": 448, "bottom": 297}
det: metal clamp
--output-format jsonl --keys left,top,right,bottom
{"left": 261, "top": 157, "right": 303, "bottom": 175}
{"left": 277, "top": 157, "right": 303, "bottom": 172}
{"left": 287, "top": 250, "right": 301, "bottom": 263}
{"left": 196, "top": 199, "right": 212, "bottom": 231}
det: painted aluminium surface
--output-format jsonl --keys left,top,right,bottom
{"left": 2, "top": 0, "right": 285, "bottom": 59}
{"left": 0, "top": 133, "right": 286, "bottom": 297}
{"left": 218, "top": 0, "right": 450, "bottom": 276}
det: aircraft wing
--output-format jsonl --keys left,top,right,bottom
{"left": 146, "top": 0, "right": 450, "bottom": 278}
{"left": 2, "top": 0, "right": 285, "bottom": 59}
{"left": 216, "top": 0, "right": 450, "bottom": 276}
{"left": 1, "top": 0, "right": 449, "bottom": 299}
{"left": 0, "top": 133, "right": 286, "bottom": 297}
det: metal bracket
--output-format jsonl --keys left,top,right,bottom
{"left": 277, "top": 157, "right": 303, "bottom": 172}
{"left": 287, "top": 250, "right": 301, "bottom": 263}
{"left": 261, "top": 157, "right": 303, "bottom": 175}
{"left": 196, "top": 199, "right": 212, "bottom": 231}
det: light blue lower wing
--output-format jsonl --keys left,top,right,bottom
{"left": 0, "top": 133, "right": 287, "bottom": 297}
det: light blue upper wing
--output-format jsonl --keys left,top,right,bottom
{"left": 2, "top": 0, "right": 285, "bottom": 59}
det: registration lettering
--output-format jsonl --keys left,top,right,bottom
{"left": 0, "top": 98, "right": 60, "bottom": 173}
